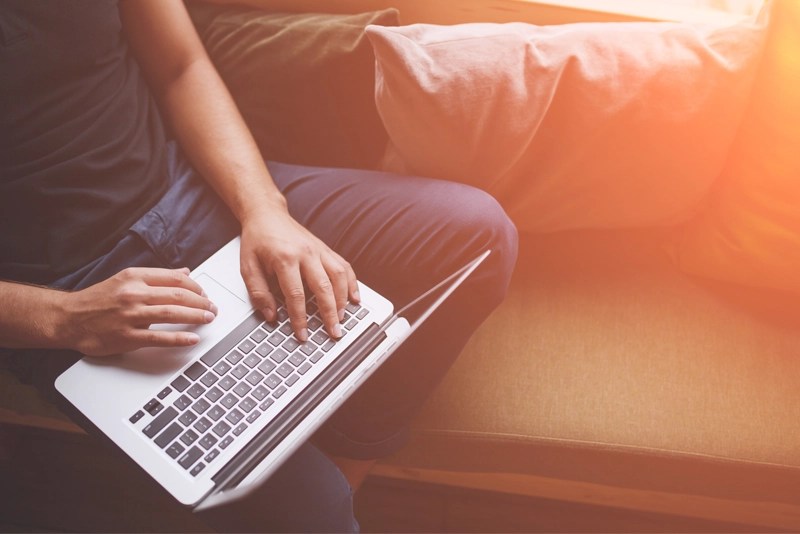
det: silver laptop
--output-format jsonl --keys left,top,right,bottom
{"left": 55, "top": 237, "right": 488, "bottom": 510}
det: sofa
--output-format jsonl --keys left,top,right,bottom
{"left": 3, "top": 0, "right": 800, "bottom": 531}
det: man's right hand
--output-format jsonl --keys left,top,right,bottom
{"left": 57, "top": 267, "right": 218, "bottom": 356}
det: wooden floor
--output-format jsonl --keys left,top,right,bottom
{"left": 1, "top": 423, "right": 778, "bottom": 533}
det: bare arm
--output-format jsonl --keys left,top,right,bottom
{"left": 0, "top": 268, "right": 216, "bottom": 356}
{"left": 120, "top": 0, "right": 357, "bottom": 342}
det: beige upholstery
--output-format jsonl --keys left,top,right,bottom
{"left": 377, "top": 229, "right": 800, "bottom": 529}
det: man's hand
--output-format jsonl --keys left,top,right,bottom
{"left": 58, "top": 267, "right": 218, "bottom": 356}
{"left": 240, "top": 209, "right": 359, "bottom": 342}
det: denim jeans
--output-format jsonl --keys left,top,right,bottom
{"left": 23, "top": 143, "right": 518, "bottom": 532}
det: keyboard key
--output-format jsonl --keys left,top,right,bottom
{"left": 264, "top": 374, "right": 281, "bottom": 389}
{"left": 154, "top": 422, "right": 183, "bottom": 449}
{"left": 246, "top": 411, "right": 261, "bottom": 424}
{"left": 238, "top": 338, "right": 256, "bottom": 354}
{"left": 276, "top": 363, "right": 293, "bottom": 379}
{"left": 204, "top": 386, "right": 223, "bottom": 403}
{"left": 251, "top": 385, "right": 270, "bottom": 401}
{"left": 356, "top": 308, "right": 369, "bottom": 319}
{"left": 225, "top": 409, "right": 244, "bottom": 425}
{"left": 218, "top": 376, "right": 236, "bottom": 391}
{"left": 277, "top": 308, "right": 289, "bottom": 322}
{"left": 310, "top": 351, "right": 324, "bottom": 363}
{"left": 200, "top": 346, "right": 226, "bottom": 367}
{"left": 259, "top": 398, "right": 274, "bottom": 411}
{"left": 285, "top": 374, "right": 299, "bottom": 387}
{"left": 282, "top": 338, "right": 300, "bottom": 352}
{"left": 171, "top": 375, "right": 190, "bottom": 392}
{"left": 345, "top": 302, "right": 360, "bottom": 314}
{"left": 187, "top": 384, "right": 205, "bottom": 399}
{"left": 200, "top": 372, "right": 218, "bottom": 387}
{"left": 299, "top": 342, "right": 315, "bottom": 356}
{"left": 308, "top": 317, "right": 323, "bottom": 332}
{"left": 173, "top": 395, "right": 192, "bottom": 411}
{"left": 226, "top": 350, "right": 244, "bottom": 364}
{"left": 255, "top": 343, "right": 272, "bottom": 357}
{"left": 232, "top": 423, "right": 247, "bottom": 436}
{"left": 184, "top": 361, "right": 206, "bottom": 381}
{"left": 243, "top": 354, "right": 261, "bottom": 369}
{"left": 297, "top": 362, "right": 312, "bottom": 375}
{"left": 278, "top": 323, "right": 293, "bottom": 336}
{"left": 219, "top": 436, "right": 234, "bottom": 449}
{"left": 129, "top": 410, "right": 145, "bottom": 424}
{"left": 268, "top": 332, "right": 285, "bottom": 347}
{"left": 178, "top": 410, "right": 197, "bottom": 426}
{"left": 207, "top": 405, "right": 225, "bottom": 422}
{"left": 238, "top": 397, "right": 256, "bottom": 413}
{"left": 180, "top": 429, "right": 199, "bottom": 446}
{"left": 250, "top": 328, "right": 268, "bottom": 343}
{"left": 311, "top": 331, "right": 328, "bottom": 346}
{"left": 178, "top": 446, "right": 203, "bottom": 469}
{"left": 233, "top": 382, "right": 252, "bottom": 398}
{"left": 220, "top": 393, "right": 238, "bottom": 409}
{"left": 289, "top": 353, "right": 306, "bottom": 367}
{"left": 199, "top": 434, "right": 218, "bottom": 450}
{"left": 191, "top": 398, "right": 211, "bottom": 415}
{"left": 204, "top": 449, "right": 220, "bottom": 464}
{"left": 166, "top": 442, "right": 185, "bottom": 459}
{"left": 143, "top": 399, "right": 163, "bottom": 416}
{"left": 157, "top": 387, "right": 172, "bottom": 400}
{"left": 272, "top": 386, "right": 287, "bottom": 399}
{"left": 245, "top": 370, "right": 264, "bottom": 386}
{"left": 190, "top": 462, "right": 206, "bottom": 477}
{"left": 344, "top": 319, "right": 357, "bottom": 331}
{"left": 257, "top": 359, "right": 276, "bottom": 375}
{"left": 231, "top": 365, "right": 248, "bottom": 380}
{"left": 321, "top": 340, "right": 336, "bottom": 352}
{"left": 269, "top": 349, "right": 289, "bottom": 364}
{"left": 213, "top": 361, "right": 232, "bottom": 376}
{"left": 143, "top": 407, "right": 178, "bottom": 438}
{"left": 212, "top": 421, "right": 231, "bottom": 437}
{"left": 193, "top": 417, "right": 211, "bottom": 433}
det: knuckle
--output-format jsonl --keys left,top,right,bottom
{"left": 285, "top": 286, "right": 305, "bottom": 302}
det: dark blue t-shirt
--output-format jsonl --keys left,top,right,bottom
{"left": 0, "top": 0, "right": 168, "bottom": 284}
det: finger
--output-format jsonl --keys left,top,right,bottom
{"left": 274, "top": 262, "right": 308, "bottom": 342}
{"left": 327, "top": 251, "right": 359, "bottom": 308}
{"left": 241, "top": 255, "right": 278, "bottom": 322}
{"left": 128, "top": 328, "right": 200, "bottom": 349}
{"left": 304, "top": 259, "right": 342, "bottom": 339}
{"left": 144, "top": 286, "right": 217, "bottom": 314}
{"left": 135, "top": 305, "right": 216, "bottom": 326}
{"left": 131, "top": 267, "right": 206, "bottom": 296}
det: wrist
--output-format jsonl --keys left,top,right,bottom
{"left": 239, "top": 192, "right": 289, "bottom": 227}
{"left": 46, "top": 290, "right": 77, "bottom": 351}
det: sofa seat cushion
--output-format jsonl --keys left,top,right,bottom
{"left": 378, "top": 229, "right": 800, "bottom": 529}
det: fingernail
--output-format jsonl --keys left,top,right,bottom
{"left": 204, "top": 311, "right": 215, "bottom": 323}
{"left": 210, "top": 302, "right": 218, "bottom": 315}
{"left": 332, "top": 324, "right": 343, "bottom": 339}
{"left": 353, "top": 289, "right": 360, "bottom": 302}
{"left": 338, "top": 308, "right": 345, "bottom": 322}
{"left": 264, "top": 308, "right": 276, "bottom": 322}
{"left": 201, "top": 290, "right": 208, "bottom": 298}
{"left": 186, "top": 333, "right": 200, "bottom": 344}
{"left": 298, "top": 328, "right": 309, "bottom": 342}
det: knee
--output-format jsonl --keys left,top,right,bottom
{"left": 442, "top": 185, "right": 519, "bottom": 306}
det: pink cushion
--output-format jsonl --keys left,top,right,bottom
{"left": 366, "top": 14, "right": 767, "bottom": 232}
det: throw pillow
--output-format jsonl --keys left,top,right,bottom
{"left": 187, "top": 3, "right": 399, "bottom": 169}
{"left": 671, "top": 0, "right": 800, "bottom": 294}
{"left": 366, "top": 10, "right": 768, "bottom": 233}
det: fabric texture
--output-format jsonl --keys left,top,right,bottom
{"left": 0, "top": 0, "right": 168, "bottom": 285}
{"left": 366, "top": 11, "right": 768, "bottom": 233}
{"left": 671, "top": 0, "right": 800, "bottom": 294}
{"left": 187, "top": 4, "right": 398, "bottom": 170}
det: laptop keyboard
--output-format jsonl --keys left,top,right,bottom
{"left": 128, "top": 299, "right": 370, "bottom": 477}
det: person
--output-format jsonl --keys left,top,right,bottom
{"left": 0, "top": 0, "right": 518, "bottom": 531}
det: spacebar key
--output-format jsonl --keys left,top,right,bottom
{"left": 143, "top": 407, "right": 178, "bottom": 438}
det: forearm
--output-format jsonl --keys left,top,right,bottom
{"left": 0, "top": 280, "right": 68, "bottom": 350}
{"left": 156, "top": 57, "right": 287, "bottom": 225}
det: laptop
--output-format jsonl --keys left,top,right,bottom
{"left": 55, "top": 237, "right": 488, "bottom": 510}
